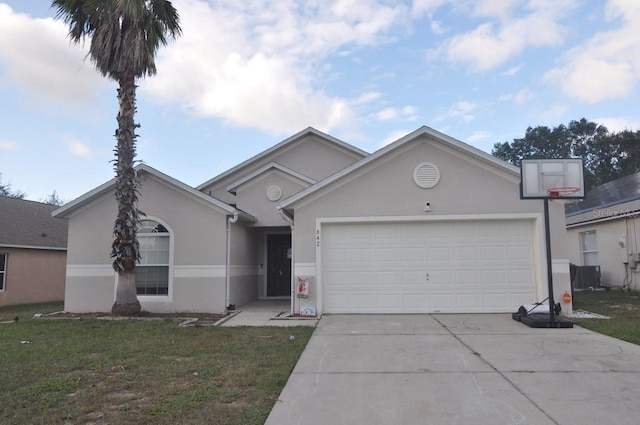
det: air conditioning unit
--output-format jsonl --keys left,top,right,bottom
{"left": 570, "top": 265, "right": 601, "bottom": 290}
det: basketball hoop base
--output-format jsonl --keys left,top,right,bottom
{"left": 520, "top": 313, "right": 574, "bottom": 328}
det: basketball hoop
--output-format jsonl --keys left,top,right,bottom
{"left": 547, "top": 187, "right": 580, "bottom": 199}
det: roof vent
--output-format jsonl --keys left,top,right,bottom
{"left": 266, "top": 185, "right": 282, "bottom": 202}
{"left": 413, "top": 162, "right": 440, "bottom": 188}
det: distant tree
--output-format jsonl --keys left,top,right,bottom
{"left": 52, "top": 0, "right": 182, "bottom": 315}
{"left": 492, "top": 119, "right": 640, "bottom": 191}
{"left": 40, "top": 190, "right": 65, "bottom": 206}
{"left": 0, "top": 174, "right": 26, "bottom": 199}
{"left": 492, "top": 125, "right": 572, "bottom": 166}
{"left": 613, "top": 129, "right": 640, "bottom": 178}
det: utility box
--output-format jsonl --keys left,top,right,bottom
{"left": 570, "top": 264, "right": 601, "bottom": 290}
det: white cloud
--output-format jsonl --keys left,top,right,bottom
{"left": 501, "top": 66, "right": 521, "bottom": 76}
{"left": 143, "top": 0, "right": 409, "bottom": 136}
{"left": 594, "top": 116, "right": 639, "bottom": 133}
{"left": 60, "top": 134, "right": 93, "bottom": 157}
{"left": 470, "top": 0, "right": 519, "bottom": 20}
{"left": 376, "top": 107, "right": 398, "bottom": 120}
{"left": 545, "top": 0, "right": 640, "bottom": 103}
{"left": 0, "top": 140, "right": 20, "bottom": 151}
{"left": 374, "top": 105, "right": 419, "bottom": 122}
{"left": 412, "top": 0, "right": 450, "bottom": 18}
{"left": 466, "top": 130, "right": 491, "bottom": 144}
{"left": 0, "top": 4, "right": 107, "bottom": 105}
{"left": 499, "top": 88, "right": 535, "bottom": 105}
{"left": 435, "top": 101, "right": 478, "bottom": 123}
{"left": 538, "top": 103, "right": 567, "bottom": 121}
{"left": 352, "top": 91, "right": 382, "bottom": 105}
{"left": 430, "top": 0, "right": 575, "bottom": 71}
{"left": 430, "top": 20, "right": 446, "bottom": 34}
{"left": 379, "top": 129, "right": 411, "bottom": 148}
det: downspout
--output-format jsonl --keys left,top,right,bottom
{"left": 226, "top": 210, "right": 239, "bottom": 310}
{"left": 277, "top": 207, "right": 295, "bottom": 316}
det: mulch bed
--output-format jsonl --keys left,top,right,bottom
{"left": 36, "top": 311, "right": 228, "bottom": 326}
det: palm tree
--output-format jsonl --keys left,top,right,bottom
{"left": 52, "top": 0, "right": 181, "bottom": 315}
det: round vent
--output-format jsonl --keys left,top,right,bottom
{"left": 266, "top": 185, "right": 282, "bottom": 201}
{"left": 413, "top": 162, "right": 440, "bottom": 188}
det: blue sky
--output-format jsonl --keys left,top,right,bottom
{"left": 1, "top": 0, "right": 638, "bottom": 202}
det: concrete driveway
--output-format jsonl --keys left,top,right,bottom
{"left": 265, "top": 314, "right": 640, "bottom": 425}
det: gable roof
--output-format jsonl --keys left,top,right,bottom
{"left": 565, "top": 172, "right": 640, "bottom": 227}
{"left": 53, "top": 164, "right": 255, "bottom": 222}
{"left": 196, "top": 127, "right": 368, "bottom": 191}
{"left": 280, "top": 125, "right": 519, "bottom": 209}
{"left": 226, "top": 162, "right": 317, "bottom": 194}
{"left": 0, "top": 196, "right": 68, "bottom": 250}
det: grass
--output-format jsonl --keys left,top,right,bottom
{"left": 0, "top": 302, "right": 314, "bottom": 425}
{"left": 571, "top": 289, "right": 640, "bottom": 345}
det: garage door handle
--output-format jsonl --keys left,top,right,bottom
{"left": 426, "top": 273, "right": 430, "bottom": 281}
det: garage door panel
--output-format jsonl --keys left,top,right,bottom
{"left": 426, "top": 247, "right": 453, "bottom": 261}
{"left": 402, "top": 247, "right": 426, "bottom": 262}
{"left": 507, "top": 245, "right": 532, "bottom": 260}
{"left": 454, "top": 246, "right": 477, "bottom": 260}
{"left": 322, "top": 220, "right": 537, "bottom": 313}
{"left": 509, "top": 268, "right": 535, "bottom": 284}
{"left": 324, "top": 248, "right": 351, "bottom": 263}
{"left": 481, "top": 269, "right": 506, "bottom": 283}
{"left": 346, "top": 248, "right": 371, "bottom": 262}
{"left": 375, "top": 248, "right": 399, "bottom": 262}
{"left": 481, "top": 246, "right": 506, "bottom": 260}
{"left": 456, "top": 270, "right": 479, "bottom": 283}
{"left": 404, "top": 294, "right": 429, "bottom": 309}
{"left": 399, "top": 270, "right": 423, "bottom": 285}
{"left": 456, "top": 293, "right": 484, "bottom": 310}
{"left": 377, "top": 271, "right": 401, "bottom": 284}
{"left": 431, "top": 293, "right": 455, "bottom": 310}
{"left": 427, "top": 269, "right": 452, "bottom": 284}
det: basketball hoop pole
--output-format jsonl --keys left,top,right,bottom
{"left": 543, "top": 198, "right": 556, "bottom": 327}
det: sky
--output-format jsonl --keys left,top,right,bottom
{"left": 0, "top": 0, "right": 638, "bottom": 203}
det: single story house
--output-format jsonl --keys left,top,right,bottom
{"left": 566, "top": 172, "right": 640, "bottom": 290}
{"left": 0, "top": 197, "right": 68, "bottom": 306}
{"left": 53, "top": 126, "right": 573, "bottom": 315}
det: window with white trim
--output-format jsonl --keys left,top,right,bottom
{"left": 580, "top": 230, "right": 599, "bottom": 266}
{"left": 136, "top": 220, "right": 170, "bottom": 295}
{"left": 0, "top": 253, "right": 6, "bottom": 291}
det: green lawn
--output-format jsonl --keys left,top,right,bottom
{"left": 0, "top": 302, "right": 314, "bottom": 425}
{"left": 571, "top": 289, "right": 640, "bottom": 345}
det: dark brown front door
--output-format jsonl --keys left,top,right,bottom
{"left": 267, "top": 234, "right": 291, "bottom": 297}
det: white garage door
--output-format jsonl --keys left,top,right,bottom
{"left": 322, "top": 220, "right": 538, "bottom": 313}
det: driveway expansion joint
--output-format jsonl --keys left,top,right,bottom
{"left": 431, "top": 315, "right": 561, "bottom": 425}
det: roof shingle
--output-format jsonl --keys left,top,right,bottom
{"left": 0, "top": 197, "right": 68, "bottom": 249}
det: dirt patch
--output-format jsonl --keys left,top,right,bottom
{"left": 608, "top": 304, "right": 640, "bottom": 311}
{"left": 36, "top": 311, "right": 227, "bottom": 326}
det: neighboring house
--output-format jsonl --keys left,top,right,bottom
{"left": 565, "top": 172, "right": 640, "bottom": 290}
{"left": 53, "top": 126, "right": 573, "bottom": 315}
{"left": 0, "top": 197, "right": 68, "bottom": 306}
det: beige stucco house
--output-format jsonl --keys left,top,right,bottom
{"left": 53, "top": 126, "right": 573, "bottom": 315}
{"left": 566, "top": 172, "right": 640, "bottom": 290}
{"left": 0, "top": 197, "right": 67, "bottom": 306}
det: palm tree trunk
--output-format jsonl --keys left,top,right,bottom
{"left": 111, "top": 72, "right": 142, "bottom": 315}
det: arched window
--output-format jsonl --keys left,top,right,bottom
{"left": 136, "top": 220, "right": 170, "bottom": 296}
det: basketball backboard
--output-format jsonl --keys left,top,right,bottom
{"left": 520, "top": 159, "right": 585, "bottom": 199}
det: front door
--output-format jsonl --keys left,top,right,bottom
{"left": 267, "top": 234, "right": 291, "bottom": 297}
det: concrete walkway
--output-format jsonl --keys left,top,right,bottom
{"left": 219, "top": 299, "right": 317, "bottom": 327}
{"left": 265, "top": 314, "right": 640, "bottom": 425}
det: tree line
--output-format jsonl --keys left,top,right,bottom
{"left": 0, "top": 173, "right": 65, "bottom": 205}
{"left": 492, "top": 118, "right": 640, "bottom": 191}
